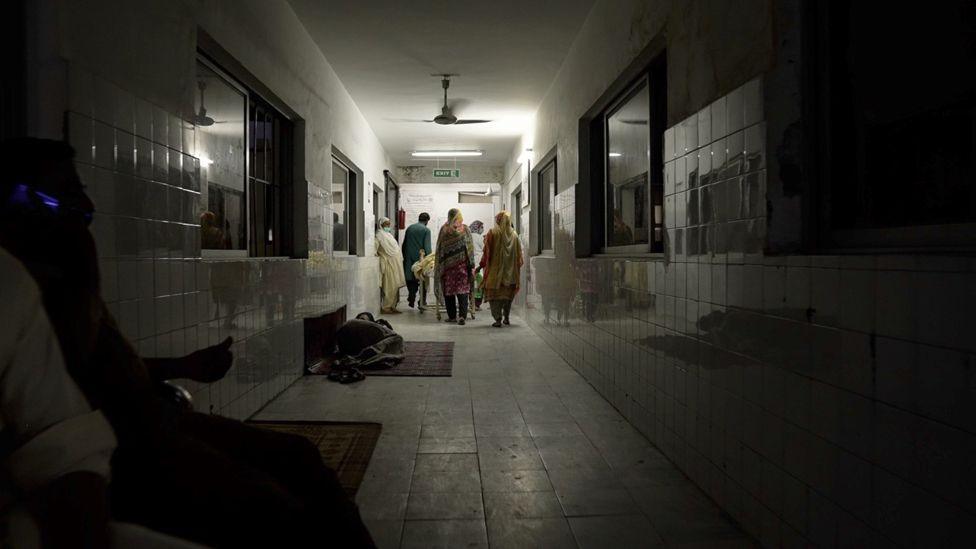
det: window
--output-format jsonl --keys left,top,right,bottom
{"left": 249, "top": 97, "right": 292, "bottom": 257}
{"left": 196, "top": 55, "right": 294, "bottom": 257}
{"left": 577, "top": 43, "right": 666, "bottom": 257}
{"left": 331, "top": 158, "right": 350, "bottom": 253}
{"left": 197, "top": 59, "right": 247, "bottom": 254}
{"left": 813, "top": 0, "right": 976, "bottom": 249}
{"left": 603, "top": 68, "right": 665, "bottom": 253}
{"left": 538, "top": 159, "right": 555, "bottom": 252}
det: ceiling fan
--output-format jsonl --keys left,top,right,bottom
{"left": 191, "top": 80, "right": 232, "bottom": 127}
{"left": 394, "top": 74, "right": 492, "bottom": 126}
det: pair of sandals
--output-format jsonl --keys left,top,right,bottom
{"left": 445, "top": 317, "right": 466, "bottom": 325}
{"left": 327, "top": 366, "right": 365, "bottom": 384}
{"left": 491, "top": 318, "right": 511, "bottom": 328}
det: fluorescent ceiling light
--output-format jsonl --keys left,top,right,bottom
{"left": 411, "top": 150, "right": 483, "bottom": 157}
{"left": 608, "top": 152, "right": 622, "bottom": 157}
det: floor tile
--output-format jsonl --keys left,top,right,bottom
{"left": 558, "top": 488, "right": 639, "bottom": 516}
{"left": 538, "top": 446, "right": 610, "bottom": 470}
{"left": 474, "top": 423, "right": 531, "bottom": 438}
{"left": 362, "top": 518, "right": 402, "bottom": 549}
{"left": 546, "top": 467, "right": 624, "bottom": 494}
{"left": 414, "top": 453, "right": 479, "bottom": 473}
{"left": 420, "top": 423, "right": 476, "bottom": 438}
{"left": 527, "top": 421, "right": 585, "bottom": 437}
{"left": 484, "top": 491, "right": 564, "bottom": 519}
{"left": 359, "top": 468, "right": 415, "bottom": 496}
{"left": 569, "top": 515, "right": 666, "bottom": 549}
{"left": 405, "top": 492, "right": 485, "bottom": 520}
{"left": 400, "top": 519, "right": 488, "bottom": 549}
{"left": 486, "top": 517, "right": 577, "bottom": 549}
{"left": 418, "top": 437, "right": 478, "bottom": 453}
{"left": 480, "top": 469, "right": 554, "bottom": 492}
{"left": 410, "top": 469, "right": 482, "bottom": 493}
{"left": 357, "top": 492, "right": 409, "bottom": 520}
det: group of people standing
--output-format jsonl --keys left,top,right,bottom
{"left": 374, "top": 208, "right": 523, "bottom": 327}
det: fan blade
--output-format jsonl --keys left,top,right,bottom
{"left": 454, "top": 119, "right": 492, "bottom": 125}
{"left": 384, "top": 118, "right": 434, "bottom": 123}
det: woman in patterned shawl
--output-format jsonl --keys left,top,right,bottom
{"left": 479, "top": 210, "right": 523, "bottom": 327}
{"left": 434, "top": 208, "right": 474, "bottom": 324}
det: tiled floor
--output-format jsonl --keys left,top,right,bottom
{"left": 254, "top": 308, "right": 756, "bottom": 549}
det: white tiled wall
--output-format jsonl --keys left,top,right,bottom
{"left": 68, "top": 66, "right": 379, "bottom": 420}
{"left": 522, "top": 77, "right": 976, "bottom": 547}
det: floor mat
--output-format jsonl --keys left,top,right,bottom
{"left": 308, "top": 341, "right": 455, "bottom": 377}
{"left": 247, "top": 421, "right": 382, "bottom": 498}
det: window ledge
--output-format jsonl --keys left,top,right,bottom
{"left": 591, "top": 252, "right": 665, "bottom": 260}
{"left": 202, "top": 254, "right": 294, "bottom": 262}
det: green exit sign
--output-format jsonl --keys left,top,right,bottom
{"left": 433, "top": 169, "right": 460, "bottom": 178}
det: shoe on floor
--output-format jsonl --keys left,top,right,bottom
{"left": 503, "top": 318, "right": 510, "bottom": 325}
{"left": 458, "top": 318, "right": 465, "bottom": 326}
{"left": 445, "top": 318, "right": 456, "bottom": 323}
{"left": 492, "top": 321, "right": 502, "bottom": 327}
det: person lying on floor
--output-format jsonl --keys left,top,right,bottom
{"left": 0, "top": 138, "right": 375, "bottom": 549}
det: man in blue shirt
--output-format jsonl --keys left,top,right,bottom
{"left": 401, "top": 212, "right": 432, "bottom": 307}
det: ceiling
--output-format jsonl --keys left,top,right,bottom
{"left": 288, "top": 0, "right": 596, "bottom": 165}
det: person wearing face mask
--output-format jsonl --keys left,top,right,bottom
{"left": 375, "top": 216, "right": 406, "bottom": 314}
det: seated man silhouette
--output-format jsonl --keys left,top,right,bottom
{"left": 0, "top": 138, "right": 374, "bottom": 548}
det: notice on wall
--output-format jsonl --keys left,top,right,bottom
{"left": 401, "top": 192, "right": 436, "bottom": 237}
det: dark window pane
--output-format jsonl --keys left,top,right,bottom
{"left": 331, "top": 160, "right": 349, "bottom": 252}
{"left": 606, "top": 82, "right": 650, "bottom": 247}
{"left": 831, "top": 0, "right": 976, "bottom": 233}
{"left": 539, "top": 161, "right": 555, "bottom": 250}
{"left": 196, "top": 60, "right": 246, "bottom": 251}
{"left": 249, "top": 178, "right": 265, "bottom": 255}
{"left": 253, "top": 105, "right": 266, "bottom": 182}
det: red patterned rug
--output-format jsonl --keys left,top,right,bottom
{"left": 246, "top": 421, "right": 381, "bottom": 497}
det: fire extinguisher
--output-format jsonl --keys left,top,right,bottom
{"left": 397, "top": 207, "right": 406, "bottom": 229}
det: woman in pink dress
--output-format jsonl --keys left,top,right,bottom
{"left": 434, "top": 208, "right": 474, "bottom": 324}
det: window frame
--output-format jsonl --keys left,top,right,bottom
{"left": 330, "top": 147, "right": 363, "bottom": 256}
{"left": 533, "top": 152, "right": 557, "bottom": 255}
{"left": 197, "top": 55, "right": 250, "bottom": 260}
{"left": 601, "top": 75, "right": 655, "bottom": 255}
{"left": 805, "top": 0, "right": 976, "bottom": 253}
{"left": 247, "top": 93, "right": 293, "bottom": 258}
{"left": 331, "top": 156, "right": 352, "bottom": 254}
{"left": 576, "top": 38, "right": 666, "bottom": 259}
{"left": 196, "top": 35, "right": 304, "bottom": 259}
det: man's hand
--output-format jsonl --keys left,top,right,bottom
{"left": 184, "top": 337, "right": 234, "bottom": 383}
